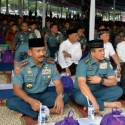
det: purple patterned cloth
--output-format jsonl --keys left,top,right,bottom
{"left": 55, "top": 110, "right": 79, "bottom": 125}
{"left": 100, "top": 107, "right": 125, "bottom": 125}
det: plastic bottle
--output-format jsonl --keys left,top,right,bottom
{"left": 38, "top": 108, "right": 46, "bottom": 125}
{"left": 11, "top": 70, "right": 14, "bottom": 84}
{"left": 86, "top": 96, "right": 95, "bottom": 125}
{"left": 54, "top": 51, "right": 58, "bottom": 64}
{"left": 88, "top": 102, "right": 95, "bottom": 124}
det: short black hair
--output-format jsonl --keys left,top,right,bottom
{"left": 50, "top": 23, "right": 57, "bottom": 29}
{"left": 29, "top": 21, "right": 36, "bottom": 26}
{"left": 77, "top": 27, "right": 83, "bottom": 31}
{"left": 21, "top": 21, "right": 28, "bottom": 26}
{"left": 11, "top": 23, "right": 17, "bottom": 27}
{"left": 88, "top": 48, "right": 95, "bottom": 54}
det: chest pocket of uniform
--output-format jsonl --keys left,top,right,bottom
{"left": 98, "top": 69, "right": 107, "bottom": 77}
{"left": 86, "top": 71, "right": 95, "bottom": 77}
{"left": 24, "top": 76, "right": 36, "bottom": 88}
{"left": 42, "top": 74, "right": 52, "bottom": 84}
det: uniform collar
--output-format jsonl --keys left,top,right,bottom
{"left": 20, "top": 31, "right": 31, "bottom": 35}
{"left": 89, "top": 54, "right": 104, "bottom": 64}
{"left": 28, "top": 56, "right": 46, "bottom": 68}
{"left": 89, "top": 55, "right": 96, "bottom": 64}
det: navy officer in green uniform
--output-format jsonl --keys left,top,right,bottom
{"left": 44, "top": 23, "right": 63, "bottom": 57}
{"left": 6, "top": 38, "right": 69, "bottom": 119}
{"left": 77, "top": 27, "right": 87, "bottom": 53}
{"left": 42, "top": 20, "right": 51, "bottom": 37}
{"left": 12, "top": 21, "right": 37, "bottom": 67}
{"left": 60, "top": 21, "right": 70, "bottom": 40}
{"left": 70, "top": 39, "right": 123, "bottom": 113}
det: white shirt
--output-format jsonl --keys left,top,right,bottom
{"left": 116, "top": 41, "right": 125, "bottom": 62}
{"left": 104, "top": 42, "right": 116, "bottom": 59}
{"left": 58, "top": 39, "right": 82, "bottom": 69}
{"left": 34, "top": 29, "right": 41, "bottom": 38}
{"left": 29, "top": 29, "right": 41, "bottom": 38}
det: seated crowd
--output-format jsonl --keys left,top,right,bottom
{"left": 0, "top": 13, "right": 125, "bottom": 119}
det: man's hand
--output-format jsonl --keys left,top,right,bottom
{"left": 93, "top": 101, "right": 100, "bottom": 113}
{"left": 62, "top": 50, "right": 71, "bottom": 58}
{"left": 87, "top": 75, "right": 101, "bottom": 84}
{"left": 117, "top": 65, "right": 121, "bottom": 73}
{"left": 29, "top": 98, "right": 41, "bottom": 111}
{"left": 44, "top": 34, "right": 49, "bottom": 37}
{"left": 65, "top": 67, "right": 71, "bottom": 76}
{"left": 54, "top": 96, "right": 64, "bottom": 114}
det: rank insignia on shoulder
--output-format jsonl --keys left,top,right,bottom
{"left": 20, "top": 61, "right": 29, "bottom": 68}
{"left": 46, "top": 58, "right": 55, "bottom": 65}
{"left": 84, "top": 58, "right": 90, "bottom": 64}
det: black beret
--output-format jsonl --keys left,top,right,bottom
{"left": 66, "top": 28, "right": 77, "bottom": 35}
{"left": 29, "top": 38, "right": 45, "bottom": 48}
{"left": 88, "top": 39, "right": 104, "bottom": 48}
{"left": 99, "top": 29, "right": 109, "bottom": 35}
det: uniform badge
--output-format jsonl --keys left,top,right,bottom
{"left": 15, "top": 67, "right": 20, "bottom": 74}
{"left": 99, "top": 63, "right": 107, "bottom": 69}
{"left": 29, "top": 33, "right": 33, "bottom": 39}
{"left": 42, "top": 69, "right": 51, "bottom": 74}
{"left": 48, "top": 75, "right": 51, "bottom": 78}
{"left": 27, "top": 84, "right": 33, "bottom": 89}
{"left": 27, "top": 68, "right": 32, "bottom": 74}
{"left": 20, "top": 35, "right": 24, "bottom": 41}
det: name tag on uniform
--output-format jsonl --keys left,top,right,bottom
{"left": 42, "top": 69, "right": 51, "bottom": 74}
{"left": 99, "top": 63, "right": 107, "bottom": 69}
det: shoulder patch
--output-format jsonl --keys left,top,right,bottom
{"left": 84, "top": 58, "right": 90, "bottom": 64}
{"left": 46, "top": 58, "right": 55, "bottom": 65}
{"left": 15, "top": 67, "right": 20, "bottom": 74}
{"left": 20, "top": 61, "right": 29, "bottom": 68}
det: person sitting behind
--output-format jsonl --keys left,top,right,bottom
{"left": 57, "top": 28, "right": 82, "bottom": 76}
{"left": 70, "top": 39, "right": 123, "bottom": 113}
{"left": 5, "top": 24, "right": 18, "bottom": 51}
{"left": 6, "top": 38, "right": 69, "bottom": 119}
{"left": 116, "top": 36, "right": 125, "bottom": 63}
{"left": 29, "top": 22, "right": 41, "bottom": 38}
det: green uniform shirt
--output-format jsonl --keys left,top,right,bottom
{"left": 60, "top": 28, "right": 68, "bottom": 40}
{"left": 13, "top": 31, "right": 37, "bottom": 61}
{"left": 74, "top": 55, "right": 115, "bottom": 91}
{"left": 42, "top": 27, "right": 51, "bottom": 35}
{"left": 13, "top": 57, "right": 60, "bottom": 94}
{"left": 78, "top": 35, "right": 87, "bottom": 49}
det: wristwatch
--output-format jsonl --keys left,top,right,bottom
{"left": 100, "top": 78, "right": 104, "bottom": 84}
{"left": 58, "top": 94, "right": 64, "bottom": 98}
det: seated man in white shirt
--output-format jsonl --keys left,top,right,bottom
{"left": 116, "top": 36, "right": 125, "bottom": 63}
{"left": 29, "top": 22, "right": 41, "bottom": 38}
{"left": 57, "top": 28, "right": 82, "bottom": 76}
{"left": 99, "top": 29, "right": 121, "bottom": 72}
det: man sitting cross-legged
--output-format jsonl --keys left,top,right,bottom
{"left": 6, "top": 38, "right": 69, "bottom": 119}
{"left": 70, "top": 39, "right": 123, "bottom": 113}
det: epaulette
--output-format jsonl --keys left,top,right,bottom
{"left": 46, "top": 58, "right": 55, "bottom": 65}
{"left": 84, "top": 58, "right": 90, "bottom": 64}
{"left": 20, "top": 61, "right": 29, "bottom": 68}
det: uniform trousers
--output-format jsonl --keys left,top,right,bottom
{"left": 6, "top": 91, "right": 69, "bottom": 118}
{"left": 70, "top": 86, "right": 123, "bottom": 111}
